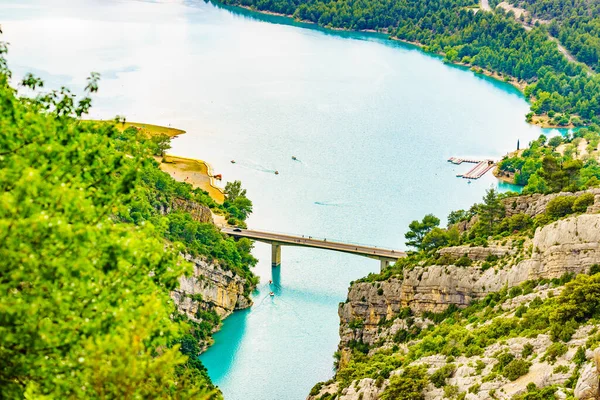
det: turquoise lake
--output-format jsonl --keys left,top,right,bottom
{"left": 1, "top": 1, "right": 566, "bottom": 398}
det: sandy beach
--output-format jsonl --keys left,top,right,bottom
{"left": 159, "top": 155, "right": 226, "bottom": 204}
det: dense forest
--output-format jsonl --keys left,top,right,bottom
{"left": 500, "top": 0, "right": 600, "bottom": 71}
{"left": 0, "top": 43, "right": 256, "bottom": 398}
{"left": 217, "top": 0, "right": 600, "bottom": 125}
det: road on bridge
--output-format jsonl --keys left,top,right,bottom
{"left": 221, "top": 227, "right": 406, "bottom": 261}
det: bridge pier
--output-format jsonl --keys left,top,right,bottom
{"left": 272, "top": 244, "right": 281, "bottom": 268}
{"left": 380, "top": 259, "right": 390, "bottom": 272}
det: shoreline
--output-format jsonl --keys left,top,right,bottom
{"left": 224, "top": 2, "right": 571, "bottom": 129}
{"left": 105, "top": 120, "right": 227, "bottom": 203}
{"left": 159, "top": 154, "right": 226, "bottom": 204}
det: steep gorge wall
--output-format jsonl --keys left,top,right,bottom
{"left": 171, "top": 254, "right": 253, "bottom": 321}
{"left": 164, "top": 199, "right": 255, "bottom": 345}
{"left": 338, "top": 213, "right": 600, "bottom": 353}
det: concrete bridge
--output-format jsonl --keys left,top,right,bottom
{"left": 221, "top": 227, "right": 406, "bottom": 270}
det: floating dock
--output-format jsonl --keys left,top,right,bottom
{"left": 448, "top": 157, "right": 481, "bottom": 165}
{"left": 449, "top": 157, "right": 496, "bottom": 180}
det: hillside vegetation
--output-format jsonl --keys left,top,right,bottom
{"left": 499, "top": 0, "right": 600, "bottom": 71}
{"left": 498, "top": 126, "right": 600, "bottom": 193}
{"left": 0, "top": 43, "right": 256, "bottom": 398}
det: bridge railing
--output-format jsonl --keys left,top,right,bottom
{"left": 225, "top": 226, "right": 404, "bottom": 252}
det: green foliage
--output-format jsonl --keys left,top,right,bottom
{"left": 553, "top": 365, "right": 569, "bottom": 374}
{"left": 545, "top": 196, "right": 576, "bottom": 218}
{"left": 573, "top": 346, "right": 587, "bottom": 366}
{"left": 405, "top": 214, "right": 440, "bottom": 250}
{"left": 551, "top": 273, "right": 600, "bottom": 325}
{"left": 573, "top": 192, "right": 595, "bottom": 212}
{"left": 455, "top": 255, "right": 473, "bottom": 267}
{"left": 543, "top": 343, "right": 568, "bottom": 363}
{"left": 522, "top": 343, "right": 534, "bottom": 358}
{"left": 505, "top": 0, "right": 600, "bottom": 71}
{"left": 0, "top": 52, "right": 221, "bottom": 397}
{"left": 479, "top": 189, "right": 506, "bottom": 234}
{"left": 430, "top": 364, "right": 456, "bottom": 388}
{"left": 502, "top": 359, "right": 532, "bottom": 381}
{"left": 511, "top": 383, "right": 558, "bottom": 400}
{"left": 223, "top": 180, "right": 253, "bottom": 223}
{"left": 381, "top": 366, "right": 428, "bottom": 400}
{"left": 310, "top": 382, "right": 324, "bottom": 396}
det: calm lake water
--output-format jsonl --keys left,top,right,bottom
{"left": 2, "top": 0, "right": 565, "bottom": 398}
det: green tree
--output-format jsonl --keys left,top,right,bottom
{"left": 405, "top": 214, "right": 440, "bottom": 250}
{"left": 0, "top": 45, "right": 221, "bottom": 398}
{"left": 224, "top": 180, "right": 247, "bottom": 201}
{"left": 478, "top": 189, "right": 505, "bottom": 234}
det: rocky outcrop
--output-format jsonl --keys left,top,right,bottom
{"left": 338, "top": 214, "right": 600, "bottom": 354}
{"left": 439, "top": 245, "right": 513, "bottom": 261}
{"left": 575, "top": 360, "right": 600, "bottom": 400}
{"left": 156, "top": 198, "right": 213, "bottom": 224}
{"left": 502, "top": 188, "right": 600, "bottom": 218}
{"left": 171, "top": 198, "right": 213, "bottom": 223}
{"left": 313, "top": 204, "right": 600, "bottom": 400}
{"left": 171, "top": 255, "right": 253, "bottom": 322}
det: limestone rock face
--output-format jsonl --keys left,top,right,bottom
{"left": 336, "top": 213, "right": 600, "bottom": 358}
{"left": 502, "top": 188, "right": 600, "bottom": 218}
{"left": 171, "top": 255, "right": 252, "bottom": 322}
{"left": 439, "top": 245, "right": 513, "bottom": 261}
{"left": 574, "top": 360, "right": 600, "bottom": 400}
{"left": 171, "top": 198, "right": 213, "bottom": 223}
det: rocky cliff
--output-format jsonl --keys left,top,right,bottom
{"left": 171, "top": 254, "right": 253, "bottom": 321}
{"left": 165, "top": 200, "right": 255, "bottom": 347}
{"left": 312, "top": 213, "right": 600, "bottom": 400}
{"left": 503, "top": 188, "right": 600, "bottom": 218}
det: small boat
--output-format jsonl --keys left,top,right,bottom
{"left": 230, "top": 160, "right": 236, "bottom": 164}
{"left": 269, "top": 292, "right": 274, "bottom": 297}
{"left": 274, "top": 170, "right": 279, "bottom": 175}
{"left": 292, "top": 156, "right": 297, "bottom": 161}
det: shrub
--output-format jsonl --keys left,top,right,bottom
{"left": 493, "top": 352, "right": 515, "bottom": 372}
{"left": 468, "top": 383, "right": 480, "bottom": 393}
{"left": 544, "top": 343, "right": 568, "bottom": 363}
{"left": 502, "top": 359, "right": 531, "bottom": 381}
{"left": 573, "top": 346, "right": 587, "bottom": 366}
{"left": 573, "top": 193, "right": 595, "bottom": 213}
{"left": 521, "top": 343, "right": 534, "bottom": 358}
{"left": 455, "top": 256, "right": 472, "bottom": 267}
{"left": 474, "top": 360, "right": 486, "bottom": 374}
{"left": 545, "top": 196, "right": 576, "bottom": 219}
{"left": 443, "top": 385, "right": 459, "bottom": 398}
{"left": 509, "top": 286, "right": 523, "bottom": 298}
{"left": 381, "top": 366, "right": 428, "bottom": 400}
{"left": 553, "top": 365, "right": 569, "bottom": 374}
{"left": 590, "top": 264, "right": 600, "bottom": 275}
{"left": 310, "top": 382, "right": 323, "bottom": 396}
{"left": 550, "top": 318, "right": 578, "bottom": 342}
{"left": 552, "top": 273, "right": 600, "bottom": 325}
{"left": 515, "top": 305, "right": 528, "bottom": 318}
{"left": 507, "top": 213, "right": 533, "bottom": 232}
{"left": 486, "top": 254, "right": 499, "bottom": 263}
{"left": 481, "top": 262, "right": 493, "bottom": 271}
{"left": 430, "top": 364, "right": 456, "bottom": 388}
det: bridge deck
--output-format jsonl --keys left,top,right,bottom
{"left": 221, "top": 227, "right": 406, "bottom": 261}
